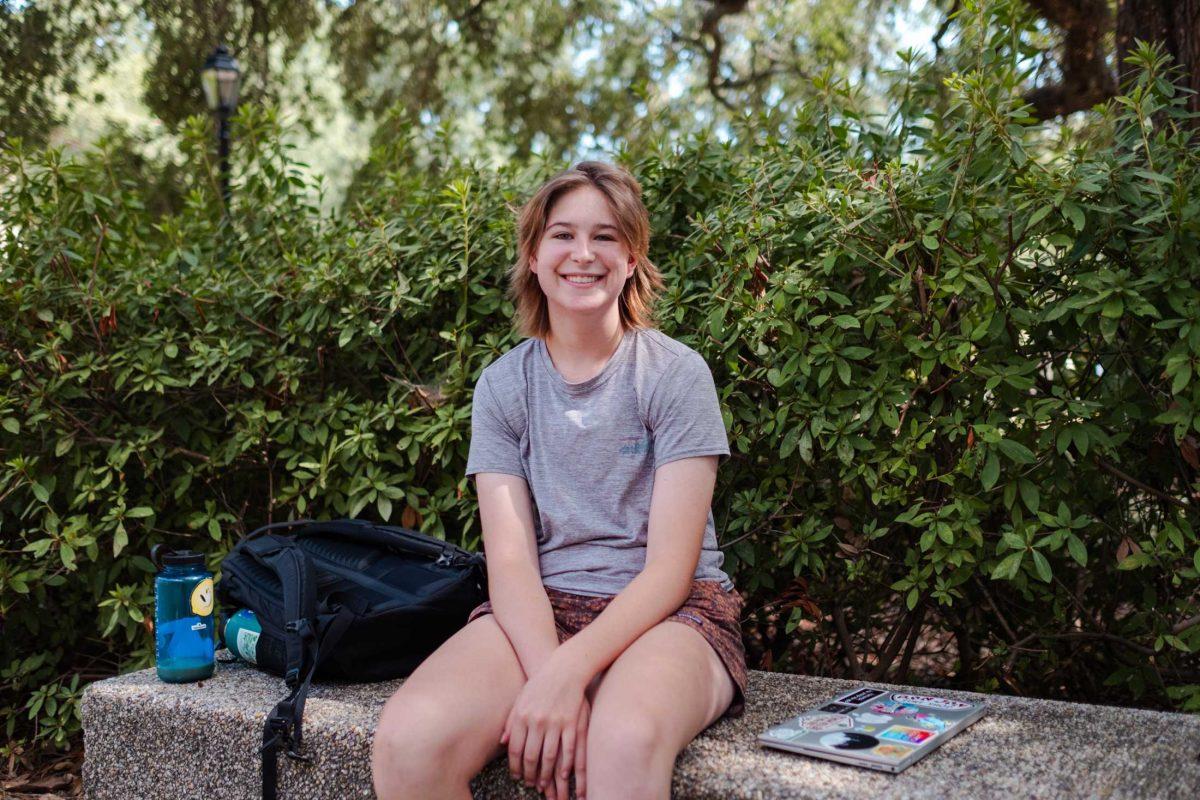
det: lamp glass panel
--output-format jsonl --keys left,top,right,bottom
{"left": 216, "top": 68, "right": 239, "bottom": 108}
{"left": 201, "top": 70, "right": 220, "bottom": 110}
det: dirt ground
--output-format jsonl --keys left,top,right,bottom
{"left": 1, "top": 747, "right": 82, "bottom": 800}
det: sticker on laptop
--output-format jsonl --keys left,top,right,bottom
{"left": 910, "top": 712, "right": 951, "bottom": 732}
{"left": 836, "top": 688, "right": 887, "bottom": 705}
{"left": 818, "top": 702, "right": 857, "bottom": 713}
{"left": 872, "top": 743, "right": 915, "bottom": 760}
{"left": 870, "top": 701, "right": 918, "bottom": 716}
{"left": 891, "top": 693, "right": 973, "bottom": 711}
{"left": 854, "top": 712, "right": 892, "bottom": 725}
{"left": 819, "top": 732, "right": 879, "bottom": 750}
{"left": 797, "top": 713, "right": 854, "bottom": 732}
{"left": 766, "top": 727, "right": 800, "bottom": 740}
{"left": 879, "top": 725, "right": 936, "bottom": 745}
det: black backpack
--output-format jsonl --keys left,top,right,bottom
{"left": 217, "top": 518, "right": 487, "bottom": 800}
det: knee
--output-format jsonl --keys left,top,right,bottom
{"left": 587, "top": 707, "right": 670, "bottom": 775}
{"left": 371, "top": 692, "right": 460, "bottom": 798}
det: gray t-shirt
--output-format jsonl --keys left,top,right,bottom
{"left": 465, "top": 327, "right": 733, "bottom": 596}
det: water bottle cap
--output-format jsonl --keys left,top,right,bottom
{"left": 161, "top": 549, "right": 205, "bottom": 567}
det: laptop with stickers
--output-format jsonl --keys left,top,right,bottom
{"left": 757, "top": 686, "right": 986, "bottom": 773}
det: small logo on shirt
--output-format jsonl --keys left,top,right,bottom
{"left": 619, "top": 436, "right": 650, "bottom": 456}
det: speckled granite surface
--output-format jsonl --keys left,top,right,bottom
{"left": 83, "top": 652, "right": 1200, "bottom": 799}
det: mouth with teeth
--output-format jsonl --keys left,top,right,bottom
{"left": 563, "top": 274, "right": 603, "bottom": 286}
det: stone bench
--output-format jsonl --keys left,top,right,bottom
{"left": 82, "top": 652, "right": 1200, "bottom": 799}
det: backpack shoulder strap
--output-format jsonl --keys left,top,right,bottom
{"left": 255, "top": 541, "right": 327, "bottom": 800}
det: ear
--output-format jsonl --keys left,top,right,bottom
{"left": 625, "top": 257, "right": 635, "bottom": 280}
{"left": 529, "top": 256, "right": 537, "bottom": 274}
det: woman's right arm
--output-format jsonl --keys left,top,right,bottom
{"left": 475, "top": 472, "right": 561, "bottom": 678}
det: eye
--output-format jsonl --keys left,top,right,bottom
{"left": 552, "top": 232, "right": 572, "bottom": 240}
{"left": 596, "top": 234, "right": 616, "bottom": 241}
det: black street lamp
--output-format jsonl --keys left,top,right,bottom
{"left": 200, "top": 45, "right": 240, "bottom": 210}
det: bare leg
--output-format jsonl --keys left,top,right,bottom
{"left": 584, "top": 620, "right": 735, "bottom": 800}
{"left": 371, "top": 615, "right": 526, "bottom": 800}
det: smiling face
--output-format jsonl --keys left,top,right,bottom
{"left": 529, "top": 185, "right": 636, "bottom": 328}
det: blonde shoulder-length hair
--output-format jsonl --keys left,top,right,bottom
{"left": 508, "top": 161, "right": 666, "bottom": 340}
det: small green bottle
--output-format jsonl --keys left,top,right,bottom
{"left": 221, "top": 608, "right": 263, "bottom": 664}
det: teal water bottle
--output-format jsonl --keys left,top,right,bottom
{"left": 222, "top": 608, "right": 262, "bottom": 664}
{"left": 152, "top": 545, "right": 215, "bottom": 683}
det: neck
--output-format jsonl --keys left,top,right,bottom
{"left": 544, "top": 308, "right": 625, "bottom": 370}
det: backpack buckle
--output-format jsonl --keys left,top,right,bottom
{"left": 285, "top": 618, "right": 316, "bottom": 641}
{"left": 259, "top": 715, "right": 292, "bottom": 756}
{"left": 284, "top": 744, "right": 314, "bottom": 764}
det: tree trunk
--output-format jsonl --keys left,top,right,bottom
{"left": 1116, "top": 0, "right": 1200, "bottom": 121}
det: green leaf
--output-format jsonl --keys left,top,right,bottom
{"left": 377, "top": 495, "right": 393, "bottom": 520}
{"left": 997, "top": 438, "right": 1035, "bottom": 464}
{"left": 797, "top": 430, "right": 813, "bottom": 463}
{"left": 922, "top": 234, "right": 939, "bottom": 250}
{"left": 207, "top": 518, "right": 221, "bottom": 540}
{"left": 1117, "top": 552, "right": 1152, "bottom": 571}
{"left": 126, "top": 507, "right": 154, "bottom": 518}
{"left": 1068, "top": 534, "right": 1087, "bottom": 566}
{"left": 1061, "top": 202, "right": 1085, "bottom": 232}
{"left": 979, "top": 453, "right": 998, "bottom": 491}
{"left": 1031, "top": 550, "right": 1052, "bottom": 582}
{"left": 836, "top": 358, "right": 851, "bottom": 386}
{"left": 780, "top": 425, "right": 801, "bottom": 458}
{"left": 879, "top": 404, "right": 900, "bottom": 429}
{"left": 113, "top": 525, "right": 129, "bottom": 558}
{"left": 992, "top": 551, "right": 1023, "bottom": 580}
{"left": 708, "top": 309, "right": 724, "bottom": 340}
{"left": 1027, "top": 205, "right": 1052, "bottom": 227}
{"left": 32, "top": 483, "right": 50, "bottom": 503}
{"left": 1171, "top": 363, "right": 1192, "bottom": 395}
{"left": 3, "top": 418, "right": 20, "bottom": 435}
{"left": 831, "top": 315, "right": 859, "bottom": 329}
{"left": 1018, "top": 479, "right": 1039, "bottom": 513}
{"left": 55, "top": 436, "right": 75, "bottom": 457}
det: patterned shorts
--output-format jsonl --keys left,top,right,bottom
{"left": 467, "top": 579, "right": 748, "bottom": 718}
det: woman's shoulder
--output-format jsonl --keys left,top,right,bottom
{"left": 477, "top": 337, "right": 538, "bottom": 386}
{"left": 631, "top": 327, "right": 711, "bottom": 375}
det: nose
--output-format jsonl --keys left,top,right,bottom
{"left": 571, "top": 241, "right": 594, "bottom": 263}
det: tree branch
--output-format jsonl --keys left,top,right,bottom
{"left": 1095, "top": 455, "right": 1195, "bottom": 512}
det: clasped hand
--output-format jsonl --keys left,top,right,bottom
{"left": 501, "top": 653, "right": 591, "bottom": 800}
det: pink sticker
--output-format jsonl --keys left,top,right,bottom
{"left": 879, "top": 725, "right": 935, "bottom": 745}
{"left": 891, "top": 693, "right": 972, "bottom": 711}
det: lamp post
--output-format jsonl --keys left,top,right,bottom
{"left": 200, "top": 45, "right": 240, "bottom": 211}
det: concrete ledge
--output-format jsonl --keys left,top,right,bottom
{"left": 83, "top": 652, "right": 1200, "bottom": 799}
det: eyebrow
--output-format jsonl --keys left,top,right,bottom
{"left": 546, "top": 221, "right": 618, "bottom": 231}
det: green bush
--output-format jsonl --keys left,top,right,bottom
{"left": 2, "top": 1, "right": 1197, "bottom": 763}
